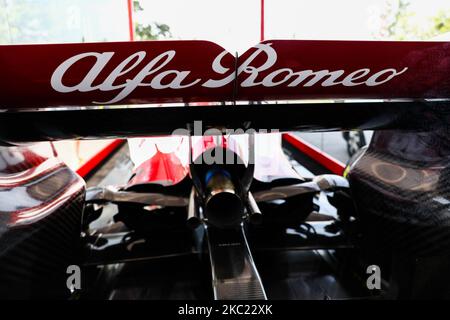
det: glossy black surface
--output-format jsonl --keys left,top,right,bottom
{"left": 0, "top": 144, "right": 86, "bottom": 298}
{"left": 2, "top": 120, "right": 450, "bottom": 299}
{"left": 0, "top": 100, "right": 449, "bottom": 143}
{"left": 348, "top": 128, "right": 450, "bottom": 298}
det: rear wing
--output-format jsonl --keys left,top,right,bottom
{"left": 1, "top": 40, "right": 449, "bottom": 141}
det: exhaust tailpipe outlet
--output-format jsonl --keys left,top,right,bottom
{"left": 204, "top": 169, "right": 244, "bottom": 229}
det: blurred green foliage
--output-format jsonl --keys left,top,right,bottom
{"left": 385, "top": 0, "right": 450, "bottom": 40}
{"left": 133, "top": 0, "right": 171, "bottom": 40}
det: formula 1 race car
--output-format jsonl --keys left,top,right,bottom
{"left": 0, "top": 39, "right": 449, "bottom": 299}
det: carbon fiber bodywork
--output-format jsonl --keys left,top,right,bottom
{"left": 0, "top": 145, "right": 85, "bottom": 299}
{"left": 1, "top": 127, "right": 450, "bottom": 299}
{"left": 348, "top": 128, "right": 450, "bottom": 298}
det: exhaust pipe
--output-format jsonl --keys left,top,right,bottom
{"left": 204, "top": 169, "right": 244, "bottom": 229}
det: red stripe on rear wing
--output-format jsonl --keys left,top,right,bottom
{"left": 1, "top": 40, "right": 449, "bottom": 108}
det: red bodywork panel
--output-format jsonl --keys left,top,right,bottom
{"left": 1, "top": 40, "right": 449, "bottom": 108}
{"left": 129, "top": 147, "right": 189, "bottom": 186}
